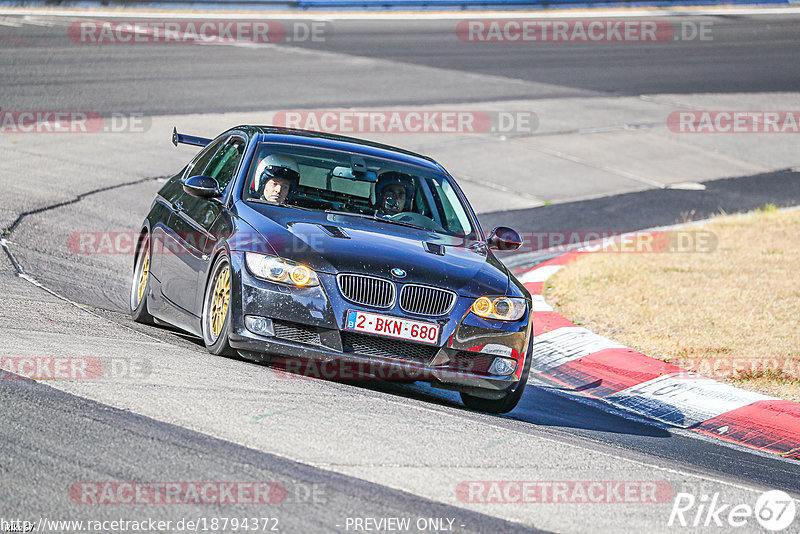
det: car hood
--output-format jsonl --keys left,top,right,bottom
{"left": 237, "top": 202, "right": 510, "bottom": 297}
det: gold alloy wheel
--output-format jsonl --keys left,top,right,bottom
{"left": 136, "top": 250, "right": 150, "bottom": 304}
{"left": 209, "top": 265, "right": 231, "bottom": 338}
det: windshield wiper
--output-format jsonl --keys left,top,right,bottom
{"left": 246, "top": 198, "right": 315, "bottom": 211}
{"left": 324, "top": 210, "right": 430, "bottom": 231}
{"left": 324, "top": 209, "right": 374, "bottom": 220}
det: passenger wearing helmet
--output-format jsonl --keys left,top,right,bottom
{"left": 252, "top": 154, "right": 300, "bottom": 204}
{"left": 375, "top": 171, "right": 414, "bottom": 217}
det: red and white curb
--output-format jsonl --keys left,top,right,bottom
{"left": 517, "top": 250, "right": 800, "bottom": 460}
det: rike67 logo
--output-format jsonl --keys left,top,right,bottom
{"left": 668, "top": 490, "right": 796, "bottom": 531}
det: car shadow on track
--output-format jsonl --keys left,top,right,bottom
{"left": 508, "top": 383, "right": 672, "bottom": 437}
{"left": 261, "top": 355, "right": 672, "bottom": 438}
{"left": 118, "top": 314, "right": 671, "bottom": 438}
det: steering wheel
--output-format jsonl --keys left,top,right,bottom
{"left": 390, "top": 212, "right": 446, "bottom": 232}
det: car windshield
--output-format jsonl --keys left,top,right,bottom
{"left": 243, "top": 142, "right": 476, "bottom": 239}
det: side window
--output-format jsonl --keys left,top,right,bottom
{"left": 412, "top": 180, "right": 434, "bottom": 218}
{"left": 187, "top": 137, "right": 226, "bottom": 179}
{"left": 432, "top": 178, "right": 472, "bottom": 236}
{"left": 177, "top": 137, "right": 231, "bottom": 227}
{"left": 204, "top": 138, "right": 245, "bottom": 192}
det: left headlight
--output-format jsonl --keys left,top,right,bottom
{"left": 471, "top": 296, "right": 527, "bottom": 321}
{"left": 245, "top": 252, "right": 319, "bottom": 287}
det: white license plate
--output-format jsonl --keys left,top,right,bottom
{"left": 344, "top": 310, "right": 440, "bottom": 345}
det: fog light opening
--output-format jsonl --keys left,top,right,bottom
{"left": 245, "top": 315, "right": 274, "bottom": 337}
{"left": 488, "top": 357, "right": 517, "bottom": 376}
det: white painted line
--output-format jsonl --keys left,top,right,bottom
{"left": 667, "top": 181, "right": 706, "bottom": 191}
{"left": 21, "top": 15, "right": 56, "bottom": 26}
{"left": 532, "top": 326, "right": 625, "bottom": 371}
{"left": 605, "top": 373, "right": 775, "bottom": 428}
{"left": 531, "top": 294, "right": 552, "bottom": 312}
{"left": 0, "top": 16, "right": 23, "bottom": 27}
{"left": 518, "top": 264, "right": 562, "bottom": 283}
{"left": 2, "top": 7, "right": 800, "bottom": 20}
{"left": 195, "top": 41, "right": 278, "bottom": 48}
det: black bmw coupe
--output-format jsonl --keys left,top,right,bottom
{"left": 131, "top": 126, "right": 532, "bottom": 413}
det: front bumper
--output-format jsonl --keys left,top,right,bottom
{"left": 228, "top": 252, "right": 532, "bottom": 398}
{"left": 229, "top": 329, "right": 521, "bottom": 398}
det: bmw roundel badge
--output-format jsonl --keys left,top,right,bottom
{"left": 390, "top": 268, "right": 406, "bottom": 278}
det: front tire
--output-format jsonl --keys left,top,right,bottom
{"left": 130, "top": 232, "right": 154, "bottom": 324}
{"left": 201, "top": 253, "right": 235, "bottom": 356}
{"left": 460, "top": 372, "right": 529, "bottom": 414}
{"left": 460, "top": 336, "right": 533, "bottom": 414}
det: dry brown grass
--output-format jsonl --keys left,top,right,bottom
{"left": 543, "top": 206, "right": 800, "bottom": 403}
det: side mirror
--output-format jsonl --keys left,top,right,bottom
{"left": 183, "top": 175, "right": 222, "bottom": 199}
{"left": 487, "top": 226, "right": 523, "bottom": 251}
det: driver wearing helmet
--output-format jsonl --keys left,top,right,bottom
{"left": 252, "top": 154, "right": 300, "bottom": 204}
{"left": 375, "top": 171, "right": 414, "bottom": 217}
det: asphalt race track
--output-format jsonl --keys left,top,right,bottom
{"left": 1, "top": 10, "right": 799, "bottom": 533}
{"left": 3, "top": 13, "right": 800, "bottom": 114}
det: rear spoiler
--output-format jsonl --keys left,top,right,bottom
{"left": 172, "top": 127, "right": 211, "bottom": 148}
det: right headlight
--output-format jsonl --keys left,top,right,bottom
{"left": 470, "top": 296, "right": 527, "bottom": 321}
{"left": 245, "top": 252, "right": 319, "bottom": 287}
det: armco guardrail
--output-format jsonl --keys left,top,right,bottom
{"left": 0, "top": 0, "right": 298, "bottom": 6}
{"left": 294, "top": 0, "right": 790, "bottom": 8}
{"left": 3, "top": 0, "right": 791, "bottom": 8}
